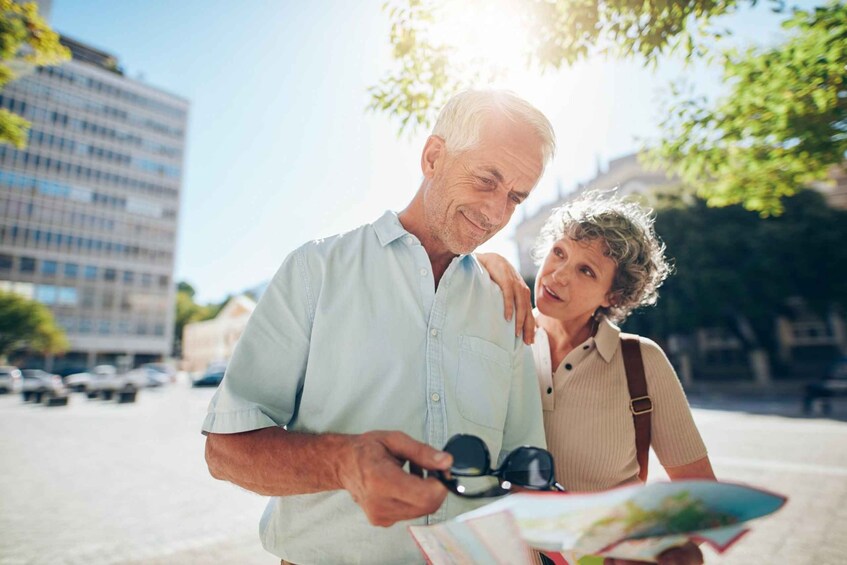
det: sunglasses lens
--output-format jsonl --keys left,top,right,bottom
{"left": 501, "top": 448, "right": 554, "bottom": 489}
{"left": 444, "top": 435, "right": 489, "bottom": 475}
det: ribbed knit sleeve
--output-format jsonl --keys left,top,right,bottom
{"left": 639, "top": 337, "right": 708, "bottom": 468}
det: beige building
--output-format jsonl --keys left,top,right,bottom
{"left": 181, "top": 295, "right": 255, "bottom": 373}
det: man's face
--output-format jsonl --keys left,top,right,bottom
{"left": 423, "top": 115, "right": 545, "bottom": 255}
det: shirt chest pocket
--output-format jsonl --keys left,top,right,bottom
{"left": 455, "top": 336, "right": 511, "bottom": 430}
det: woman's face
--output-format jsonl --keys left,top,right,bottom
{"left": 535, "top": 236, "right": 617, "bottom": 325}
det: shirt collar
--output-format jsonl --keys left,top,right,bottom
{"left": 373, "top": 210, "right": 409, "bottom": 247}
{"left": 594, "top": 316, "right": 621, "bottom": 363}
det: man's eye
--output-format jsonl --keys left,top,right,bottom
{"left": 510, "top": 194, "right": 521, "bottom": 204}
{"left": 478, "top": 177, "right": 495, "bottom": 186}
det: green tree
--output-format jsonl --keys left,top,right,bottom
{"left": 370, "top": 0, "right": 775, "bottom": 132}
{"left": 624, "top": 189, "right": 847, "bottom": 359}
{"left": 0, "top": 0, "right": 69, "bottom": 147}
{"left": 0, "top": 290, "right": 68, "bottom": 362}
{"left": 173, "top": 282, "right": 229, "bottom": 355}
{"left": 650, "top": 1, "right": 847, "bottom": 216}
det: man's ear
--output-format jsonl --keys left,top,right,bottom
{"left": 421, "top": 135, "right": 446, "bottom": 179}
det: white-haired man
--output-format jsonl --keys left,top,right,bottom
{"left": 202, "top": 90, "right": 556, "bottom": 564}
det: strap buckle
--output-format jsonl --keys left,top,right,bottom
{"left": 630, "top": 395, "right": 653, "bottom": 415}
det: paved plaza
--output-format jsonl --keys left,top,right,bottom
{"left": 1, "top": 383, "right": 845, "bottom": 564}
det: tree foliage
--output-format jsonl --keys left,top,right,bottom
{"left": 370, "top": 0, "right": 773, "bottom": 132}
{"left": 650, "top": 1, "right": 847, "bottom": 216}
{"left": 0, "top": 290, "right": 68, "bottom": 360}
{"left": 0, "top": 0, "right": 69, "bottom": 147}
{"left": 624, "top": 189, "right": 847, "bottom": 352}
{"left": 173, "top": 282, "right": 229, "bottom": 354}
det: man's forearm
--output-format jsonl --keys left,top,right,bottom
{"left": 205, "top": 427, "right": 351, "bottom": 496}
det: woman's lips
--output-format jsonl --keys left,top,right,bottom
{"left": 542, "top": 284, "right": 562, "bottom": 301}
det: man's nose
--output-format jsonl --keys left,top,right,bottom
{"left": 481, "top": 195, "right": 509, "bottom": 226}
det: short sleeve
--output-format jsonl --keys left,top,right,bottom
{"left": 641, "top": 339, "right": 708, "bottom": 467}
{"left": 202, "top": 245, "right": 315, "bottom": 434}
{"left": 498, "top": 342, "right": 547, "bottom": 465}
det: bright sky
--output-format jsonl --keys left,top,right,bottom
{"left": 48, "top": 0, "right": 805, "bottom": 303}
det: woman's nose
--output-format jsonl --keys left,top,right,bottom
{"left": 551, "top": 266, "right": 568, "bottom": 284}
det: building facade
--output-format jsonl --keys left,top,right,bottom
{"left": 181, "top": 295, "right": 255, "bottom": 373}
{"left": 0, "top": 37, "right": 188, "bottom": 371}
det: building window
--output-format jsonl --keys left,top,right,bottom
{"left": 0, "top": 254, "right": 11, "bottom": 270}
{"left": 123, "top": 270, "right": 134, "bottom": 284}
{"left": 41, "top": 260, "right": 57, "bottom": 276}
{"left": 20, "top": 256, "right": 36, "bottom": 273}
{"left": 64, "top": 263, "right": 78, "bottom": 278}
{"left": 79, "top": 318, "right": 92, "bottom": 334}
{"left": 104, "top": 268, "right": 116, "bottom": 281}
{"left": 98, "top": 320, "right": 110, "bottom": 335}
{"left": 84, "top": 265, "right": 97, "bottom": 280}
{"left": 158, "top": 275, "right": 169, "bottom": 288}
{"left": 81, "top": 288, "right": 95, "bottom": 308}
{"left": 57, "top": 287, "right": 77, "bottom": 305}
{"left": 35, "top": 285, "right": 57, "bottom": 304}
{"left": 141, "top": 273, "right": 152, "bottom": 287}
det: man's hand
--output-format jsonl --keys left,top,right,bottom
{"left": 338, "top": 431, "right": 452, "bottom": 527}
{"left": 475, "top": 252, "right": 535, "bottom": 345}
{"left": 604, "top": 541, "right": 703, "bottom": 565}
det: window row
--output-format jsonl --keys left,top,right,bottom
{"left": 38, "top": 65, "right": 187, "bottom": 120}
{"left": 27, "top": 129, "right": 181, "bottom": 179}
{"left": 0, "top": 224, "right": 174, "bottom": 263}
{"left": 0, "top": 254, "right": 170, "bottom": 288}
{"left": 14, "top": 78, "right": 185, "bottom": 139}
{"left": 1, "top": 197, "right": 176, "bottom": 241}
{"left": 55, "top": 315, "right": 167, "bottom": 337}
{"left": 0, "top": 168, "right": 174, "bottom": 221}
{"left": 0, "top": 94, "right": 182, "bottom": 161}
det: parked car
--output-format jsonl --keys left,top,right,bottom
{"left": 84, "top": 365, "right": 146, "bottom": 400}
{"left": 0, "top": 366, "right": 22, "bottom": 393}
{"left": 20, "top": 369, "right": 68, "bottom": 405}
{"left": 804, "top": 356, "right": 847, "bottom": 415}
{"left": 125, "top": 366, "right": 169, "bottom": 388}
{"left": 192, "top": 368, "right": 225, "bottom": 388}
{"left": 140, "top": 363, "right": 177, "bottom": 383}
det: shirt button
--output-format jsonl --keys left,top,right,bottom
{"left": 565, "top": 363, "right": 573, "bottom": 370}
{"left": 546, "top": 387, "right": 553, "bottom": 394}
{"left": 431, "top": 393, "right": 440, "bottom": 402}
{"left": 420, "top": 268, "right": 428, "bottom": 277}
{"left": 430, "top": 329, "right": 438, "bottom": 337}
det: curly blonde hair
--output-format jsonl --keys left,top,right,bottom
{"left": 531, "top": 191, "right": 672, "bottom": 323}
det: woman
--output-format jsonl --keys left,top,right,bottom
{"left": 481, "top": 193, "right": 714, "bottom": 564}
{"left": 483, "top": 192, "right": 715, "bottom": 488}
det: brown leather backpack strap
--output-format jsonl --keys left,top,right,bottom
{"left": 621, "top": 334, "right": 652, "bottom": 482}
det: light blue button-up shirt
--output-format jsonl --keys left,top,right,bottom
{"left": 202, "top": 211, "right": 545, "bottom": 564}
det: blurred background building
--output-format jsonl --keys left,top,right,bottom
{"left": 0, "top": 29, "right": 188, "bottom": 371}
{"left": 181, "top": 295, "right": 255, "bottom": 373}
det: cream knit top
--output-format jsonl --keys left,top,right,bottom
{"left": 532, "top": 317, "right": 707, "bottom": 492}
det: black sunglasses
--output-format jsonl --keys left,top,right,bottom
{"left": 435, "top": 434, "right": 565, "bottom": 498}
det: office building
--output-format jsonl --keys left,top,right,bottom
{"left": 0, "top": 36, "right": 188, "bottom": 371}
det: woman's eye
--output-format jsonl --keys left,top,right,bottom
{"left": 581, "top": 267, "right": 595, "bottom": 278}
{"left": 553, "top": 248, "right": 564, "bottom": 258}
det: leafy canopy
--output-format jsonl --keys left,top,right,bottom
{"left": 0, "top": 0, "right": 69, "bottom": 147}
{"left": 369, "top": 0, "right": 773, "bottom": 132}
{"left": 650, "top": 1, "right": 847, "bottom": 215}
{"left": 0, "top": 290, "right": 68, "bottom": 359}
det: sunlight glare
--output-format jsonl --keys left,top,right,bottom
{"left": 427, "top": 0, "right": 534, "bottom": 85}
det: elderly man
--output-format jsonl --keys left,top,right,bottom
{"left": 202, "top": 90, "right": 556, "bottom": 564}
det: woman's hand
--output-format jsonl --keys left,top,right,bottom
{"left": 475, "top": 252, "right": 535, "bottom": 345}
{"left": 604, "top": 541, "right": 703, "bottom": 565}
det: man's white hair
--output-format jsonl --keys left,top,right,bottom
{"left": 432, "top": 90, "right": 556, "bottom": 166}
